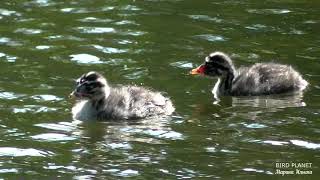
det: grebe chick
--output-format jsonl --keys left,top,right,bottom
{"left": 70, "top": 71, "right": 175, "bottom": 121}
{"left": 190, "top": 52, "right": 308, "bottom": 98}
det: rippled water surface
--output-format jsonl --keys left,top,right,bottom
{"left": 0, "top": 0, "right": 319, "bottom": 179}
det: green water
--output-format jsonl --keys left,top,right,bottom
{"left": 0, "top": 0, "right": 319, "bottom": 179}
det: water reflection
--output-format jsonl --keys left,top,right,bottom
{"left": 230, "top": 92, "right": 306, "bottom": 108}
{"left": 76, "top": 117, "right": 184, "bottom": 143}
{"left": 38, "top": 117, "right": 183, "bottom": 178}
{"left": 221, "top": 92, "right": 307, "bottom": 120}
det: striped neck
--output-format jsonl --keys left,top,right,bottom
{"left": 215, "top": 72, "right": 235, "bottom": 95}
{"left": 90, "top": 86, "right": 110, "bottom": 110}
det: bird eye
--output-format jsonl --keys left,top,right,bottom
{"left": 79, "top": 78, "right": 88, "bottom": 85}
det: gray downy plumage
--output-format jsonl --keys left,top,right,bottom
{"left": 191, "top": 52, "right": 308, "bottom": 98}
{"left": 70, "top": 71, "right": 175, "bottom": 121}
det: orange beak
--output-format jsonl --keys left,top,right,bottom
{"left": 190, "top": 65, "right": 206, "bottom": 75}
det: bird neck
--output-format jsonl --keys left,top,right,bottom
{"left": 90, "top": 86, "right": 110, "bottom": 110}
{"left": 215, "top": 71, "right": 235, "bottom": 95}
{"left": 91, "top": 97, "right": 105, "bottom": 111}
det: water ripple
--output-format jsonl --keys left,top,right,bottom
{"left": 14, "top": 28, "right": 43, "bottom": 35}
{"left": 263, "top": 140, "right": 289, "bottom": 146}
{"left": 243, "top": 168, "right": 272, "bottom": 174}
{"left": 242, "top": 123, "right": 267, "bottom": 129}
{"left": 123, "top": 68, "right": 148, "bottom": 80}
{"left": 0, "top": 37, "right": 11, "bottom": 44}
{"left": 31, "top": 133, "right": 76, "bottom": 142}
{"left": 100, "top": 6, "right": 115, "bottom": 11}
{"left": 290, "top": 140, "right": 320, "bottom": 149}
{"left": 170, "top": 61, "right": 194, "bottom": 69}
{"left": 60, "top": 8, "right": 90, "bottom": 13}
{"left": 0, "top": 147, "right": 53, "bottom": 157}
{"left": 78, "top": 17, "right": 113, "bottom": 23}
{"left": 0, "top": 51, "right": 18, "bottom": 62}
{"left": 31, "top": 94, "right": 63, "bottom": 102}
{"left": 117, "top": 169, "right": 139, "bottom": 177}
{"left": 114, "top": 20, "right": 138, "bottom": 26}
{"left": 121, "top": 5, "right": 141, "bottom": 11}
{"left": 194, "top": 34, "right": 227, "bottom": 42}
{"left": 76, "top": 27, "right": 116, "bottom": 34}
{"left": 70, "top": 54, "right": 103, "bottom": 64}
{"left": 287, "top": 28, "right": 305, "bottom": 35}
{"left": 35, "top": 122, "right": 76, "bottom": 132}
{"left": 144, "top": 129, "right": 184, "bottom": 140}
{"left": 206, "top": 147, "right": 217, "bottom": 153}
{"left": 30, "top": 0, "right": 57, "bottom": 7}
{"left": 0, "top": 52, "right": 5, "bottom": 58}
{"left": 0, "top": 91, "right": 22, "bottom": 100}
{"left": 220, "top": 149, "right": 238, "bottom": 154}
{"left": 188, "top": 15, "right": 223, "bottom": 23}
{"left": 245, "top": 24, "right": 269, "bottom": 31}
{"left": 13, "top": 105, "right": 57, "bottom": 113}
{"left": 0, "top": 168, "right": 18, "bottom": 173}
{"left": 104, "top": 58, "right": 136, "bottom": 66}
{"left": 105, "top": 142, "right": 132, "bottom": 150}
{"left": 247, "top": 9, "right": 291, "bottom": 15}
{"left": 296, "top": 54, "right": 317, "bottom": 60}
{"left": 0, "top": 8, "right": 21, "bottom": 17}
{"left": 35, "top": 45, "right": 51, "bottom": 50}
{"left": 93, "top": 45, "right": 126, "bottom": 54}
{"left": 121, "top": 30, "right": 146, "bottom": 36}
{"left": 44, "top": 164, "right": 77, "bottom": 171}
{"left": 61, "top": 7, "right": 106, "bottom": 14}
{"left": 74, "top": 175, "right": 95, "bottom": 180}
{"left": 0, "top": 37, "right": 22, "bottom": 47}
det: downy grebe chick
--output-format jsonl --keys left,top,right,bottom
{"left": 70, "top": 71, "right": 175, "bottom": 121}
{"left": 190, "top": 52, "right": 308, "bottom": 98}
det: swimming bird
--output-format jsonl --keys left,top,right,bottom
{"left": 70, "top": 71, "right": 175, "bottom": 120}
{"left": 190, "top": 52, "right": 308, "bottom": 99}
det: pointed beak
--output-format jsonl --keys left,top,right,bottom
{"left": 190, "top": 64, "right": 206, "bottom": 75}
